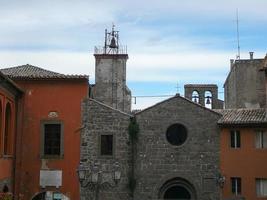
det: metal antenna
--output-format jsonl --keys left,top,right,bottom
{"left": 175, "top": 82, "right": 180, "bottom": 94}
{"left": 236, "top": 8, "right": 241, "bottom": 60}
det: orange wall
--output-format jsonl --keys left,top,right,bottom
{"left": 0, "top": 87, "right": 16, "bottom": 192}
{"left": 220, "top": 127, "right": 267, "bottom": 200}
{"left": 14, "top": 80, "right": 88, "bottom": 200}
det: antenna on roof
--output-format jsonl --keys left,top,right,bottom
{"left": 236, "top": 8, "right": 241, "bottom": 60}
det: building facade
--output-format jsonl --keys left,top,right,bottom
{"left": 0, "top": 71, "right": 22, "bottom": 199}
{"left": 1, "top": 64, "right": 89, "bottom": 200}
{"left": 80, "top": 95, "right": 223, "bottom": 200}
{"left": 224, "top": 53, "right": 266, "bottom": 109}
{"left": 218, "top": 109, "right": 267, "bottom": 200}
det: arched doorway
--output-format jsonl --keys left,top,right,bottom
{"left": 32, "top": 191, "right": 69, "bottom": 200}
{"left": 164, "top": 185, "right": 191, "bottom": 199}
{"left": 159, "top": 177, "right": 197, "bottom": 200}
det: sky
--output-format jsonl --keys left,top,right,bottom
{"left": 0, "top": 0, "right": 266, "bottom": 109}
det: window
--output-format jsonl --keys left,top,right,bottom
{"left": 41, "top": 121, "right": 63, "bottom": 158}
{"left": 255, "top": 131, "right": 267, "bottom": 148}
{"left": 230, "top": 130, "right": 240, "bottom": 148}
{"left": 166, "top": 124, "right": 187, "bottom": 146}
{"left": 231, "top": 177, "right": 241, "bottom": 195}
{"left": 256, "top": 178, "right": 267, "bottom": 197}
{"left": 100, "top": 135, "right": 113, "bottom": 156}
{"left": 4, "top": 103, "right": 12, "bottom": 155}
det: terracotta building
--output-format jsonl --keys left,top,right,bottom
{"left": 217, "top": 109, "right": 267, "bottom": 200}
{"left": 1, "top": 64, "right": 89, "bottom": 200}
{"left": 0, "top": 71, "right": 22, "bottom": 198}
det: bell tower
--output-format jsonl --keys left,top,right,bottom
{"left": 93, "top": 25, "right": 131, "bottom": 113}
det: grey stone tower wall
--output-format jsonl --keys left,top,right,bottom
{"left": 93, "top": 54, "right": 131, "bottom": 113}
{"left": 224, "top": 59, "right": 266, "bottom": 109}
{"left": 184, "top": 84, "right": 223, "bottom": 109}
{"left": 134, "top": 96, "right": 221, "bottom": 200}
{"left": 80, "top": 98, "right": 132, "bottom": 200}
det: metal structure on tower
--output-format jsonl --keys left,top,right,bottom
{"left": 94, "top": 25, "right": 127, "bottom": 55}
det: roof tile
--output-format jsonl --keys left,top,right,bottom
{"left": 0, "top": 64, "right": 88, "bottom": 80}
{"left": 215, "top": 108, "right": 267, "bottom": 125}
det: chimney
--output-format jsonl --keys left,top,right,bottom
{"left": 249, "top": 52, "right": 254, "bottom": 60}
{"left": 230, "top": 59, "right": 234, "bottom": 68}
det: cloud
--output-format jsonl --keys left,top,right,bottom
{"left": 0, "top": 51, "right": 93, "bottom": 76}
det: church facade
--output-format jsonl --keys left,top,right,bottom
{"left": 79, "top": 27, "right": 222, "bottom": 200}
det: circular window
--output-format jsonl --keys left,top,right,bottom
{"left": 166, "top": 124, "right": 187, "bottom": 146}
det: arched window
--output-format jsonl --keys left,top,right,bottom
{"left": 0, "top": 100, "right": 2, "bottom": 155}
{"left": 191, "top": 91, "right": 199, "bottom": 103}
{"left": 205, "top": 91, "right": 212, "bottom": 109}
{"left": 4, "top": 102, "right": 12, "bottom": 155}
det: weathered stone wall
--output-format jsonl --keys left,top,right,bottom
{"left": 80, "top": 98, "right": 132, "bottom": 200}
{"left": 134, "top": 95, "right": 221, "bottom": 200}
{"left": 94, "top": 55, "right": 131, "bottom": 113}
{"left": 224, "top": 59, "right": 266, "bottom": 109}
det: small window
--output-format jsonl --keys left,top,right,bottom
{"left": 100, "top": 135, "right": 113, "bottom": 156}
{"left": 166, "top": 124, "right": 187, "bottom": 146}
{"left": 256, "top": 178, "right": 267, "bottom": 197}
{"left": 255, "top": 131, "right": 267, "bottom": 149}
{"left": 230, "top": 130, "right": 240, "bottom": 148}
{"left": 231, "top": 177, "right": 241, "bottom": 195}
{"left": 41, "top": 121, "right": 63, "bottom": 158}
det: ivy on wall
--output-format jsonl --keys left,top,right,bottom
{"left": 128, "top": 117, "right": 139, "bottom": 197}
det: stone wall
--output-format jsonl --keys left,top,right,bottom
{"left": 93, "top": 54, "right": 131, "bottom": 113}
{"left": 134, "top": 95, "right": 221, "bottom": 200}
{"left": 224, "top": 59, "right": 266, "bottom": 109}
{"left": 80, "top": 98, "right": 132, "bottom": 200}
{"left": 184, "top": 84, "right": 223, "bottom": 109}
{"left": 81, "top": 95, "right": 222, "bottom": 200}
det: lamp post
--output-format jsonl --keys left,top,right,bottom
{"left": 77, "top": 161, "right": 121, "bottom": 200}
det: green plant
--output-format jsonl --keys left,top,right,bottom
{"left": 128, "top": 117, "right": 139, "bottom": 142}
{"left": 127, "top": 117, "right": 139, "bottom": 197}
{"left": 128, "top": 176, "right": 136, "bottom": 196}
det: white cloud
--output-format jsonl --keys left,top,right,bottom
{"left": 0, "top": 51, "right": 94, "bottom": 76}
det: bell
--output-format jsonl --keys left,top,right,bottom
{"left": 109, "top": 37, "right": 117, "bottom": 48}
{"left": 193, "top": 97, "right": 198, "bottom": 103}
{"left": 206, "top": 96, "right": 211, "bottom": 104}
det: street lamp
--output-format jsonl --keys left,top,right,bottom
{"left": 216, "top": 173, "right": 226, "bottom": 188}
{"left": 77, "top": 161, "right": 121, "bottom": 200}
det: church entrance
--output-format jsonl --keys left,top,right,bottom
{"left": 163, "top": 185, "right": 191, "bottom": 199}
{"left": 159, "top": 177, "right": 197, "bottom": 200}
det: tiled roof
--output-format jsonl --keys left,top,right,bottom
{"left": 0, "top": 71, "right": 23, "bottom": 93}
{"left": 216, "top": 108, "right": 267, "bottom": 125}
{"left": 0, "top": 64, "right": 88, "bottom": 80}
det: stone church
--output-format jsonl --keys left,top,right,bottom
{"left": 79, "top": 27, "right": 222, "bottom": 200}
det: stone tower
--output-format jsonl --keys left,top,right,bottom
{"left": 93, "top": 26, "right": 131, "bottom": 113}
{"left": 224, "top": 53, "right": 266, "bottom": 109}
{"left": 184, "top": 84, "right": 223, "bottom": 109}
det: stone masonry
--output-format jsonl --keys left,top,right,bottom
{"left": 93, "top": 54, "right": 132, "bottom": 113}
{"left": 134, "top": 95, "right": 222, "bottom": 200}
{"left": 80, "top": 98, "right": 132, "bottom": 200}
{"left": 81, "top": 94, "right": 222, "bottom": 200}
{"left": 184, "top": 84, "right": 223, "bottom": 109}
{"left": 224, "top": 57, "right": 266, "bottom": 109}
